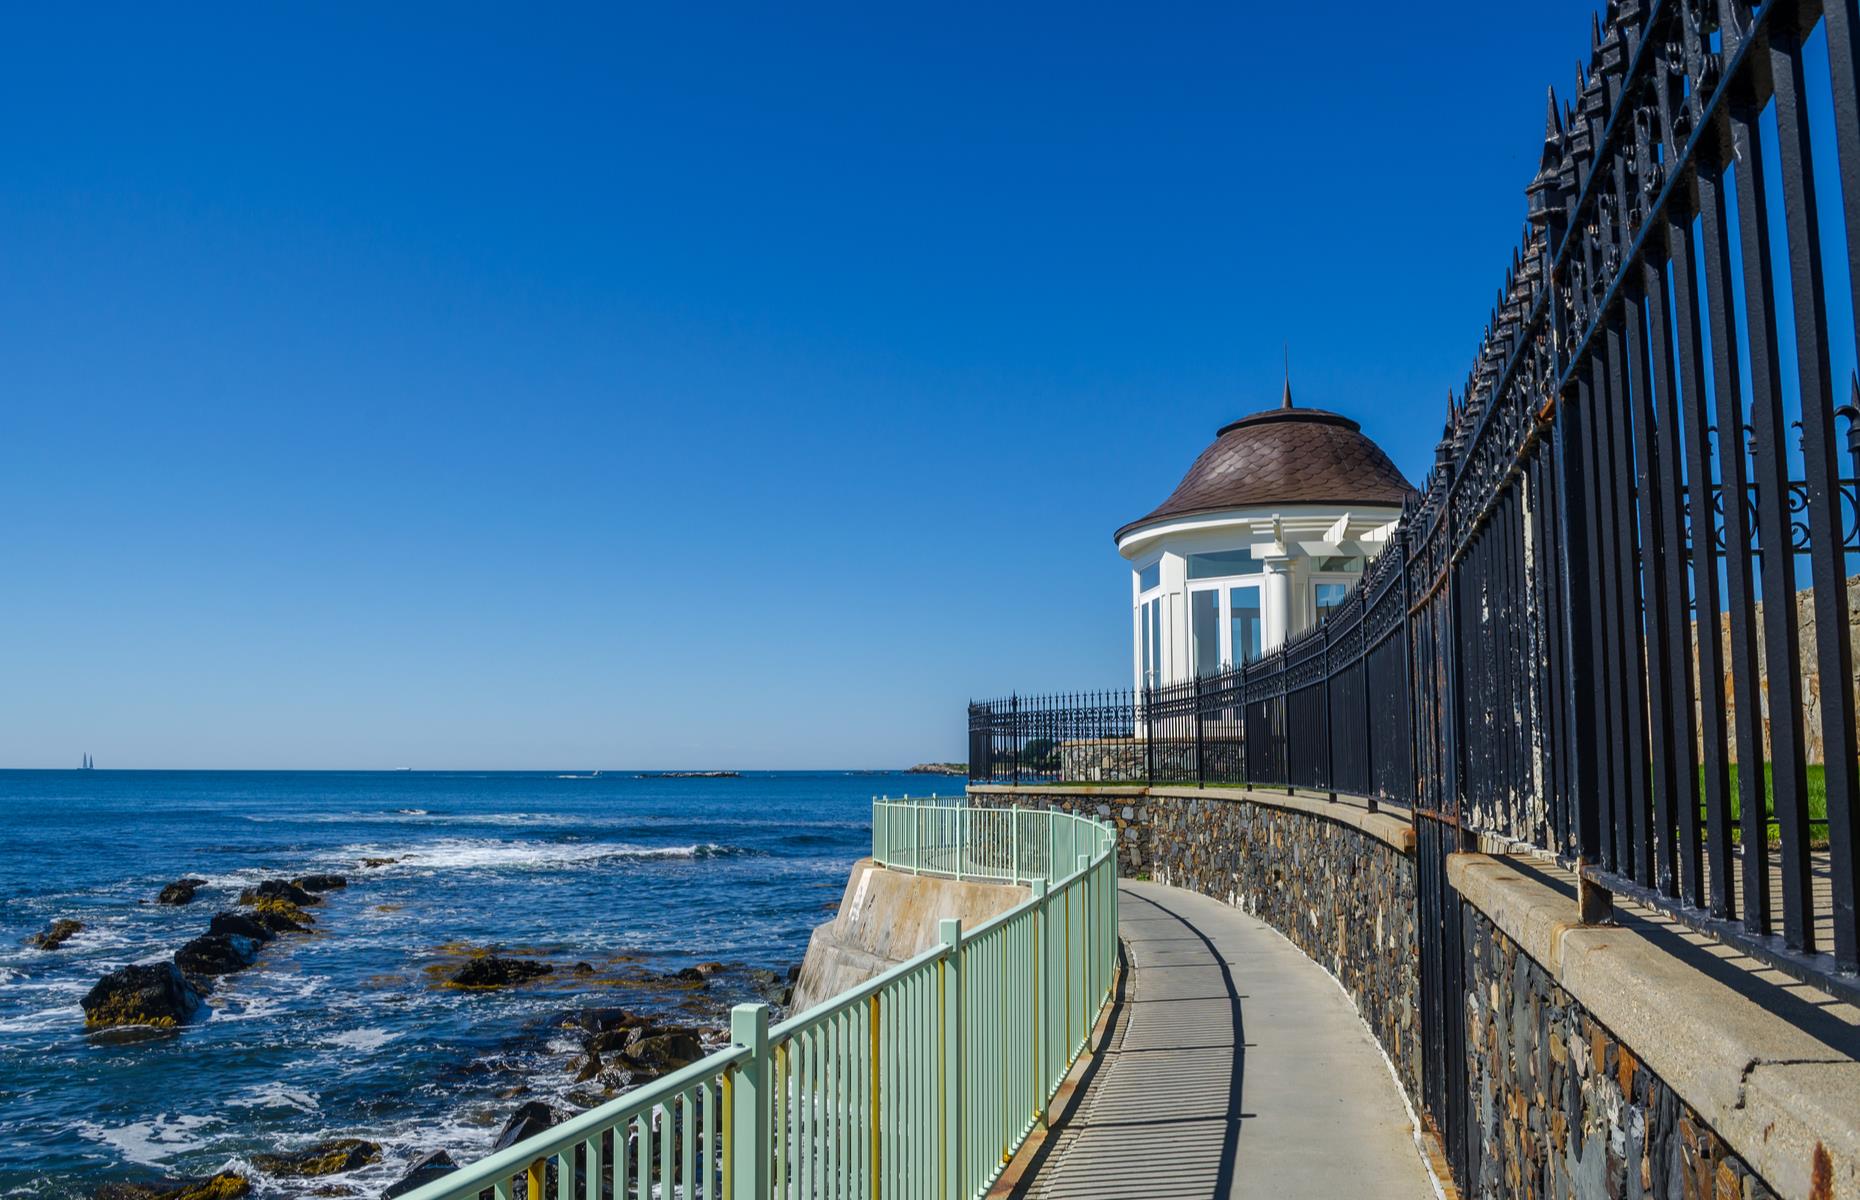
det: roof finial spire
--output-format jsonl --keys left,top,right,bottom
{"left": 1282, "top": 343, "right": 1293, "bottom": 409}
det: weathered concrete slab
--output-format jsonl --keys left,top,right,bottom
{"left": 789, "top": 858, "right": 1026, "bottom": 1012}
{"left": 1021, "top": 880, "right": 1436, "bottom": 1200}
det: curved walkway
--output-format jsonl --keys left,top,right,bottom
{"left": 1020, "top": 881, "right": 1437, "bottom": 1200}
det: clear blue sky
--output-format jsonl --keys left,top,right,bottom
{"left": 1, "top": 2, "right": 1609, "bottom": 769}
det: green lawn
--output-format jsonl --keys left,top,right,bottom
{"left": 1700, "top": 762, "right": 1830, "bottom": 846}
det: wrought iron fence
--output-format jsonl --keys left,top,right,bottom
{"left": 975, "top": 1, "right": 1860, "bottom": 1175}
{"left": 400, "top": 800, "right": 1118, "bottom": 1200}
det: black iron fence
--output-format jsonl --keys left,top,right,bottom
{"left": 972, "top": 0, "right": 1860, "bottom": 1173}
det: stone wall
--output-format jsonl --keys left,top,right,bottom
{"left": 966, "top": 787, "right": 1153, "bottom": 877}
{"left": 1144, "top": 789, "right": 1422, "bottom": 1104}
{"left": 1462, "top": 901, "right": 1776, "bottom": 1200}
{"left": 1695, "top": 573, "right": 1860, "bottom": 766}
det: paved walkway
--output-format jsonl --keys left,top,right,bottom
{"left": 1020, "top": 881, "right": 1437, "bottom": 1200}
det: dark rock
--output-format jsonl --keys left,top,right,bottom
{"left": 360, "top": 857, "right": 399, "bottom": 869}
{"left": 252, "top": 1138, "right": 382, "bottom": 1178}
{"left": 492, "top": 1100, "right": 557, "bottom": 1152}
{"left": 82, "top": 962, "right": 205, "bottom": 1030}
{"left": 208, "top": 911, "right": 275, "bottom": 943}
{"left": 157, "top": 879, "right": 208, "bottom": 906}
{"left": 618, "top": 1028, "right": 703, "bottom": 1073}
{"left": 569, "top": 1050, "right": 603, "bottom": 1082}
{"left": 448, "top": 956, "right": 553, "bottom": 989}
{"left": 692, "top": 961, "right": 727, "bottom": 977}
{"left": 174, "top": 933, "right": 260, "bottom": 977}
{"left": 239, "top": 879, "right": 319, "bottom": 907}
{"left": 244, "top": 897, "right": 315, "bottom": 933}
{"left": 28, "top": 918, "right": 83, "bottom": 950}
{"left": 671, "top": 966, "right": 710, "bottom": 985}
{"left": 95, "top": 1172, "right": 251, "bottom": 1199}
{"left": 561, "top": 1006, "right": 647, "bottom": 1035}
{"left": 571, "top": 961, "right": 595, "bottom": 975}
{"left": 379, "top": 1150, "right": 456, "bottom": 1199}
{"left": 292, "top": 874, "right": 348, "bottom": 893}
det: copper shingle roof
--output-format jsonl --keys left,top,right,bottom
{"left": 1117, "top": 404, "right": 1416, "bottom": 542}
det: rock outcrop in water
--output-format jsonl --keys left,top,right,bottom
{"left": 492, "top": 1101, "right": 558, "bottom": 1152}
{"left": 94, "top": 1172, "right": 250, "bottom": 1200}
{"left": 448, "top": 955, "right": 555, "bottom": 989}
{"left": 206, "top": 911, "right": 274, "bottom": 943}
{"left": 239, "top": 879, "right": 320, "bottom": 908}
{"left": 27, "top": 918, "right": 83, "bottom": 950}
{"left": 173, "top": 932, "right": 260, "bottom": 976}
{"left": 82, "top": 962, "right": 205, "bottom": 1029}
{"left": 81, "top": 871, "right": 357, "bottom": 1030}
{"left": 380, "top": 1150, "right": 456, "bottom": 1199}
{"left": 156, "top": 879, "right": 207, "bottom": 905}
{"left": 250, "top": 1138, "right": 381, "bottom": 1178}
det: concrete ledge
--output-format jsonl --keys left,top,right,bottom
{"left": 1449, "top": 852, "right": 1860, "bottom": 1200}
{"left": 966, "top": 783, "right": 1151, "bottom": 797}
{"left": 1148, "top": 785, "right": 1416, "bottom": 854}
{"left": 971, "top": 783, "right": 1414, "bottom": 855}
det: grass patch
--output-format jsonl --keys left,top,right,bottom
{"left": 1699, "top": 762, "right": 1830, "bottom": 847}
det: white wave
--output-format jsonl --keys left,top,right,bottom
{"left": 323, "top": 1026, "right": 398, "bottom": 1052}
{"left": 77, "top": 1113, "right": 221, "bottom": 1166}
{"left": 0, "top": 1001, "right": 83, "bottom": 1034}
{"left": 321, "top": 837, "right": 717, "bottom": 875}
{"left": 225, "top": 1082, "right": 320, "bottom": 1113}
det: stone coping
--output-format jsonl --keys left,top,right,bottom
{"left": 968, "top": 783, "right": 1415, "bottom": 854}
{"left": 1449, "top": 852, "right": 1860, "bottom": 1200}
{"left": 966, "top": 783, "right": 1152, "bottom": 797}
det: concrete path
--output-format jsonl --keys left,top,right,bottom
{"left": 1020, "top": 881, "right": 1437, "bottom": 1200}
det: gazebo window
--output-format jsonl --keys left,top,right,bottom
{"left": 1314, "top": 581, "right": 1352, "bottom": 624}
{"left": 1187, "top": 549, "right": 1257, "bottom": 579}
{"left": 1189, "top": 581, "right": 1264, "bottom": 669}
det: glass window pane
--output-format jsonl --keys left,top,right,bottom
{"left": 1191, "top": 590, "right": 1220, "bottom": 676}
{"left": 1187, "top": 549, "right": 1257, "bottom": 579}
{"left": 1138, "top": 563, "right": 1161, "bottom": 592}
{"left": 1229, "top": 585, "right": 1262, "bottom": 664}
{"left": 1315, "top": 581, "right": 1350, "bottom": 623}
{"left": 1141, "top": 598, "right": 1162, "bottom": 687}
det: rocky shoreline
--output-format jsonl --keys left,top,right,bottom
{"left": 71, "top": 859, "right": 802, "bottom": 1200}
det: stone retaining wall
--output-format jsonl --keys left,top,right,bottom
{"left": 1462, "top": 902, "right": 1777, "bottom": 1200}
{"left": 971, "top": 785, "right": 1823, "bottom": 1200}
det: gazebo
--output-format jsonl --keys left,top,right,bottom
{"left": 1116, "top": 380, "right": 1416, "bottom": 691}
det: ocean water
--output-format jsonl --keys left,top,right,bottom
{"left": 0, "top": 770, "right": 935, "bottom": 1197}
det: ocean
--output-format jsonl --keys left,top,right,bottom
{"left": 0, "top": 769, "right": 940, "bottom": 1197}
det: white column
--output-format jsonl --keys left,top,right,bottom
{"left": 1261, "top": 557, "right": 1292, "bottom": 653}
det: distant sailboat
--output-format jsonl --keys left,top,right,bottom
{"left": 80, "top": 754, "right": 94, "bottom": 770}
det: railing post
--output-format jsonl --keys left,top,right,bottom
{"left": 938, "top": 918, "right": 963, "bottom": 1200}
{"left": 915, "top": 803, "right": 923, "bottom": 876}
{"left": 1010, "top": 806, "right": 1020, "bottom": 885}
{"left": 729, "top": 1003, "right": 771, "bottom": 1200}
{"left": 1076, "top": 853, "right": 1091, "bottom": 1053}
{"left": 1034, "top": 874, "right": 1049, "bottom": 1131}
{"left": 957, "top": 805, "right": 966, "bottom": 881}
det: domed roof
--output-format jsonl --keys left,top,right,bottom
{"left": 1117, "top": 385, "right": 1416, "bottom": 542}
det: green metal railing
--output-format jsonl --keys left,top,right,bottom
{"left": 399, "top": 798, "right": 1118, "bottom": 1200}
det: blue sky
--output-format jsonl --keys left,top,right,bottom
{"left": 1, "top": 3, "right": 1611, "bottom": 768}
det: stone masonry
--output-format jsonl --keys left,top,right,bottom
{"left": 1463, "top": 903, "right": 1775, "bottom": 1200}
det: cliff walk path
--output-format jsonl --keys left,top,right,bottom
{"left": 1015, "top": 880, "right": 1438, "bottom": 1200}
